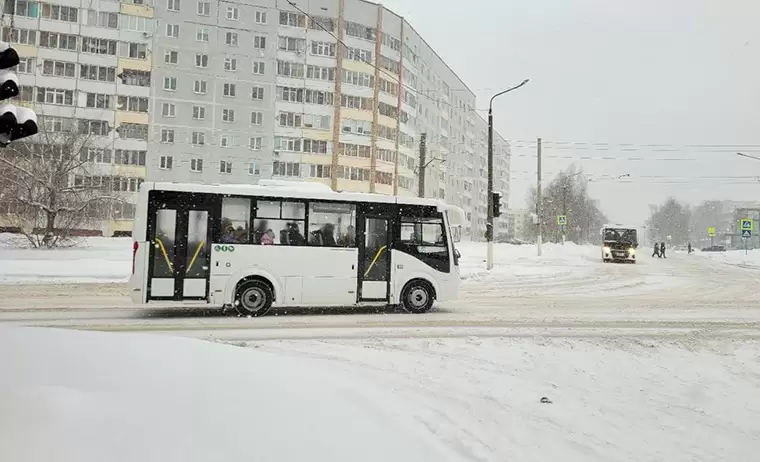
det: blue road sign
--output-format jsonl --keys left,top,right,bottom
{"left": 742, "top": 229, "right": 752, "bottom": 238}
{"left": 741, "top": 219, "right": 753, "bottom": 231}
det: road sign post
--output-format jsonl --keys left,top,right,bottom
{"left": 742, "top": 229, "right": 752, "bottom": 255}
{"left": 708, "top": 226, "right": 716, "bottom": 247}
{"left": 557, "top": 215, "right": 567, "bottom": 245}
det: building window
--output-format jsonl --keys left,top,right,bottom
{"left": 272, "top": 161, "right": 301, "bottom": 177}
{"left": 190, "top": 158, "right": 203, "bottom": 172}
{"left": 196, "top": 27, "right": 209, "bottom": 42}
{"left": 279, "top": 11, "right": 305, "bottom": 27}
{"left": 220, "top": 160, "right": 232, "bottom": 174}
{"left": 16, "top": 57, "right": 34, "bottom": 74}
{"left": 117, "top": 96, "right": 149, "bottom": 113}
{"left": 84, "top": 11, "right": 119, "bottom": 29}
{"left": 303, "top": 139, "right": 329, "bottom": 154}
{"left": 115, "top": 150, "right": 147, "bottom": 166}
{"left": 163, "top": 76, "right": 177, "bottom": 91}
{"left": 255, "top": 11, "right": 267, "bottom": 24}
{"left": 167, "top": 0, "right": 180, "bottom": 12}
{"left": 223, "top": 83, "right": 236, "bottom": 97}
{"left": 193, "top": 80, "right": 207, "bottom": 94}
{"left": 341, "top": 118, "right": 371, "bottom": 136}
{"left": 160, "top": 129, "right": 175, "bottom": 143}
{"left": 221, "top": 108, "right": 235, "bottom": 123}
{"left": 192, "top": 105, "right": 206, "bottom": 120}
{"left": 85, "top": 93, "right": 113, "bottom": 109}
{"left": 226, "top": 6, "right": 239, "bottom": 20}
{"left": 120, "top": 69, "right": 151, "bottom": 87}
{"left": 224, "top": 57, "right": 237, "bottom": 71}
{"left": 159, "top": 155, "right": 174, "bottom": 170}
{"left": 117, "top": 123, "right": 148, "bottom": 140}
{"left": 120, "top": 42, "right": 148, "bottom": 59}
{"left": 3, "top": 0, "right": 37, "bottom": 18}
{"left": 196, "top": 1, "right": 210, "bottom": 16}
{"left": 225, "top": 31, "right": 238, "bottom": 46}
{"left": 192, "top": 131, "right": 206, "bottom": 146}
{"left": 310, "top": 41, "right": 335, "bottom": 57}
{"left": 248, "top": 159, "right": 261, "bottom": 175}
{"left": 274, "top": 136, "right": 301, "bottom": 152}
{"left": 306, "top": 64, "right": 335, "bottom": 81}
{"left": 38, "top": 31, "right": 77, "bottom": 51}
{"left": 82, "top": 37, "right": 118, "bottom": 55}
{"left": 41, "top": 4, "right": 78, "bottom": 22}
{"left": 278, "top": 36, "right": 305, "bottom": 53}
{"left": 164, "top": 50, "right": 178, "bottom": 64}
{"left": 308, "top": 164, "right": 332, "bottom": 179}
{"left": 37, "top": 88, "right": 74, "bottom": 106}
{"left": 276, "top": 60, "right": 304, "bottom": 78}
{"left": 166, "top": 24, "right": 180, "bottom": 38}
{"left": 42, "top": 60, "right": 75, "bottom": 78}
{"left": 2, "top": 27, "right": 35, "bottom": 46}
{"left": 252, "top": 61, "right": 265, "bottom": 75}
{"left": 254, "top": 36, "right": 266, "bottom": 49}
{"left": 279, "top": 112, "right": 301, "bottom": 128}
{"left": 303, "top": 114, "right": 331, "bottom": 130}
{"left": 79, "top": 64, "right": 114, "bottom": 81}
{"left": 250, "top": 111, "right": 263, "bottom": 126}
{"left": 220, "top": 135, "right": 232, "bottom": 148}
{"left": 195, "top": 53, "right": 208, "bottom": 68}
{"left": 251, "top": 86, "right": 264, "bottom": 101}
{"left": 309, "top": 16, "right": 335, "bottom": 32}
{"left": 249, "top": 137, "right": 262, "bottom": 151}
{"left": 162, "top": 102, "right": 176, "bottom": 117}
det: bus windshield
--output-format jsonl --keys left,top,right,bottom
{"left": 604, "top": 228, "right": 638, "bottom": 245}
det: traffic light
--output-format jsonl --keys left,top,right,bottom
{"left": 0, "top": 42, "right": 37, "bottom": 146}
{"left": 492, "top": 191, "right": 503, "bottom": 217}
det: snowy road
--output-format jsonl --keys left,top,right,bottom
{"left": 1, "top": 247, "right": 758, "bottom": 340}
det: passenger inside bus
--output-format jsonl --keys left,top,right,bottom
{"left": 339, "top": 225, "right": 356, "bottom": 247}
{"left": 310, "top": 224, "right": 337, "bottom": 246}
{"left": 260, "top": 229, "right": 275, "bottom": 245}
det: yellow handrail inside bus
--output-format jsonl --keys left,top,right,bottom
{"left": 364, "top": 245, "right": 387, "bottom": 278}
{"left": 187, "top": 240, "right": 206, "bottom": 273}
{"left": 154, "top": 238, "right": 174, "bottom": 272}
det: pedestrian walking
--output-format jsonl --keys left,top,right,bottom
{"left": 652, "top": 242, "right": 660, "bottom": 258}
{"left": 660, "top": 242, "right": 667, "bottom": 259}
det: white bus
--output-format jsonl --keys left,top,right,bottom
{"left": 128, "top": 181, "right": 464, "bottom": 316}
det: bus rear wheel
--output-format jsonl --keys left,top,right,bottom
{"left": 235, "top": 280, "right": 273, "bottom": 317}
{"left": 400, "top": 280, "right": 435, "bottom": 314}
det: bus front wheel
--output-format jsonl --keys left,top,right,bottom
{"left": 235, "top": 279, "right": 274, "bottom": 317}
{"left": 400, "top": 280, "right": 435, "bottom": 314}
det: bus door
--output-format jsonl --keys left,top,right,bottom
{"left": 147, "top": 192, "right": 218, "bottom": 301}
{"left": 357, "top": 207, "right": 393, "bottom": 302}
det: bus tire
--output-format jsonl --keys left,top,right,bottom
{"left": 400, "top": 279, "right": 435, "bottom": 314}
{"left": 235, "top": 279, "right": 274, "bottom": 317}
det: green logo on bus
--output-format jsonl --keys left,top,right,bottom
{"left": 214, "top": 245, "right": 235, "bottom": 252}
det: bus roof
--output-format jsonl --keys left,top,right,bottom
{"left": 147, "top": 181, "right": 455, "bottom": 210}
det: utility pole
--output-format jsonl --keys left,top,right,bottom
{"left": 417, "top": 132, "right": 427, "bottom": 198}
{"left": 536, "top": 137, "right": 543, "bottom": 256}
{"left": 486, "top": 79, "right": 529, "bottom": 271}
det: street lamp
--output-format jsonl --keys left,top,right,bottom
{"left": 487, "top": 78, "right": 530, "bottom": 270}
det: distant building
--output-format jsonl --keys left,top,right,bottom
{"left": 505, "top": 209, "right": 530, "bottom": 241}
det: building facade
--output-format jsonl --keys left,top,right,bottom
{"left": 1, "top": 0, "right": 509, "bottom": 239}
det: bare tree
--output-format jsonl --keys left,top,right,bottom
{"left": 0, "top": 116, "right": 119, "bottom": 247}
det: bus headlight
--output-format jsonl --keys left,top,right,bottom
{"left": 603, "top": 246, "right": 611, "bottom": 253}
{"left": 628, "top": 248, "right": 636, "bottom": 255}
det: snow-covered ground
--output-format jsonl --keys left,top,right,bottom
{"left": 694, "top": 248, "right": 760, "bottom": 271}
{"left": 1, "top": 327, "right": 758, "bottom": 462}
{"left": 0, "top": 235, "right": 131, "bottom": 284}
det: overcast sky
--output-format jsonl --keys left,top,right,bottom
{"left": 380, "top": 0, "right": 760, "bottom": 225}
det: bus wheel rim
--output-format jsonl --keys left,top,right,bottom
{"left": 408, "top": 287, "right": 428, "bottom": 308}
{"left": 241, "top": 287, "right": 266, "bottom": 311}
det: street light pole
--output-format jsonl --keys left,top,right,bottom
{"left": 487, "top": 78, "right": 529, "bottom": 270}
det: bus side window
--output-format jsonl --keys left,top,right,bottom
{"left": 221, "top": 197, "right": 251, "bottom": 244}
{"left": 308, "top": 202, "right": 356, "bottom": 247}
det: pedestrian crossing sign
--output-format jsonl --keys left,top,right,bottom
{"left": 707, "top": 227, "right": 716, "bottom": 237}
{"left": 742, "top": 229, "right": 752, "bottom": 238}
{"left": 557, "top": 215, "right": 567, "bottom": 226}
{"left": 741, "top": 219, "right": 753, "bottom": 231}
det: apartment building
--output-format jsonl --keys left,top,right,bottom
{"left": 1, "top": 0, "right": 510, "bottom": 239}
{"left": 0, "top": 0, "right": 154, "bottom": 235}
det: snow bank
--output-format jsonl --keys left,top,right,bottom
{"left": 695, "top": 248, "right": 760, "bottom": 270}
{"left": 0, "top": 327, "right": 459, "bottom": 462}
{"left": 270, "top": 336, "right": 760, "bottom": 462}
{"left": 456, "top": 240, "right": 598, "bottom": 281}
{"left": 0, "top": 235, "right": 132, "bottom": 283}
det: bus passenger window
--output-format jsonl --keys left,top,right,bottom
{"left": 308, "top": 202, "right": 356, "bottom": 247}
{"left": 221, "top": 197, "right": 251, "bottom": 244}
